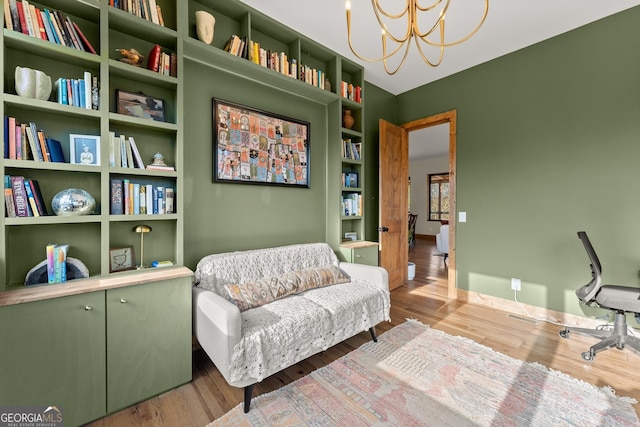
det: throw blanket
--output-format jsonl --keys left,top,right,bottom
{"left": 229, "top": 278, "right": 390, "bottom": 383}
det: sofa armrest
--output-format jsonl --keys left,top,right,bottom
{"left": 192, "top": 286, "right": 242, "bottom": 384}
{"left": 339, "top": 262, "right": 389, "bottom": 292}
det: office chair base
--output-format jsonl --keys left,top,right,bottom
{"left": 560, "top": 312, "right": 640, "bottom": 361}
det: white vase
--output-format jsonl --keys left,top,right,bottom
{"left": 195, "top": 11, "right": 215, "bottom": 45}
{"left": 15, "top": 66, "right": 52, "bottom": 101}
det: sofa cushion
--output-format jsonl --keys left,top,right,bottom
{"left": 195, "top": 243, "right": 340, "bottom": 297}
{"left": 224, "top": 266, "right": 350, "bottom": 312}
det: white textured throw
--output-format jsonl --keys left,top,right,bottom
{"left": 195, "top": 243, "right": 390, "bottom": 383}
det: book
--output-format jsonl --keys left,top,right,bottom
{"left": 110, "top": 178, "right": 124, "bottom": 215}
{"left": 28, "top": 179, "right": 47, "bottom": 215}
{"left": 165, "top": 187, "right": 174, "bottom": 214}
{"left": 147, "top": 44, "right": 161, "bottom": 72}
{"left": 54, "top": 244, "right": 69, "bottom": 283}
{"left": 34, "top": 7, "right": 47, "bottom": 40}
{"left": 10, "top": 175, "right": 30, "bottom": 217}
{"left": 15, "top": 0, "right": 27, "bottom": 35}
{"left": 27, "top": 122, "right": 43, "bottom": 161}
{"left": 108, "top": 131, "right": 116, "bottom": 167}
{"left": 91, "top": 76, "right": 99, "bottom": 110}
{"left": 45, "top": 138, "right": 65, "bottom": 162}
{"left": 4, "top": 0, "right": 12, "bottom": 31}
{"left": 4, "top": 175, "right": 16, "bottom": 218}
{"left": 148, "top": 0, "right": 159, "bottom": 25}
{"left": 46, "top": 243, "right": 56, "bottom": 283}
{"left": 146, "top": 184, "right": 153, "bottom": 214}
{"left": 22, "top": 178, "right": 39, "bottom": 217}
{"left": 156, "top": 4, "right": 164, "bottom": 26}
{"left": 22, "top": 0, "right": 34, "bottom": 37}
{"left": 36, "top": 130, "right": 49, "bottom": 161}
{"left": 8, "top": 0, "right": 20, "bottom": 32}
{"left": 128, "top": 137, "right": 145, "bottom": 169}
{"left": 145, "top": 164, "right": 175, "bottom": 171}
{"left": 133, "top": 183, "right": 140, "bottom": 214}
{"left": 83, "top": 71, "right": 91, "bottom": 109}
{"left": 73, "top": 21, "right": 96, "bottom": 54}
{"left": 124, "top": 137, "right": 134, "bottom": 168}
{"left": 8, "top": 116, "right": 16, "bottom": 160}
{"left": 123, "top": 178, "right": 130, "bottom": 214}
{"left": 44, "top": 9, "right": 61, "bottom": 44}
{"left": 139, "top": 184, "right": 146, "bottom": 214}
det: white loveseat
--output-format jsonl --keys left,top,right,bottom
{"left": 192, "top": 243, "right": 390, "bottom": 412}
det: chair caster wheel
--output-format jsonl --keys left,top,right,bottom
{"left": 581, "top": 351, "right": 593, "bottom": 361}
{"left": 559, "top": 330, "right": 570, "bottom": 339}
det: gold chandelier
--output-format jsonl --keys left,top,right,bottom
{"left": 345, "top": 0, "right": 489, "bottom": 75}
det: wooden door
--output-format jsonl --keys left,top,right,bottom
{"left": 379, "top": 119, "right": 408, "bottom": 290}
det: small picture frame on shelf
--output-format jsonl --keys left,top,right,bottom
{"left": 69, "top": 134, "right": 100, "bottom": 166}
{"left": 116, "top": 89, "right": 165, "bottom": 122}
{"left": 109, "top": 246, "right": 136, "bottom": 272}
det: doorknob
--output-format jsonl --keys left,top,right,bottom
{"left": 378, "top": 226, "right": 389, "bottom": 232}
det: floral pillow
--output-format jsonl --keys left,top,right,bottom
{"left": 224, "top": 266, "right": 350, "bottom": 312}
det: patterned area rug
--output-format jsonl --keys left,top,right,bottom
{"left": 208, "top": 320, "right": 639, "bottom": 426}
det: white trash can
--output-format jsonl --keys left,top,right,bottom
{"left": 408, "top": 262, "right": 416, "bottom": 280}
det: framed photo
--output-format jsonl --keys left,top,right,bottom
{"left": 116, "top": 89, "right": 165, "bottom": 122}
{"left": 109, "top": 246, "right": 136, "bottom": 272}
{"left": 69, "top": 134, "right": 100, "bottom": 166}
{"left": 213, "top": 98, "right": 310, "bottom": 187}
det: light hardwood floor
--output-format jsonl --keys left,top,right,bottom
{"left": 90, "top": 236, "right": 640, "bottom": 426}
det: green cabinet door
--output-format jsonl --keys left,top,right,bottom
{"left": 0, "top": 292, "right": 106, "bottom": 427}
{"left": 106, "top": 277, "right": 192, "bottom": 412}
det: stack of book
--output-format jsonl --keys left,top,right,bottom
{"left": 4, "top": 175, "right": 48, "bottom": 218}
{"left": 46, "top": 243, "right": 69, "bottom": 284}
{"left": 55, "top": 71, "right": 97, "bottom": 110}
{"left": 4, "top": 0, "right": 96, "bottom": 54}
{"left": 341, "top": 82, "right": 362, "bottom": 103}
{"left": 341, "top": 139, "right": 361, "bottom": 160}
{"left": 146, "top": 44, "right": 177, "bottom": 77}
{"left": 110, "top": 178, "right": 175, "bottom": 215}
{"left": 3, "top": 118, "right": 64, "bottom": 162}
{"left": 108, "top": 132, "right": 145, "bottom": 169}
{"left": 342, "top": 172, "right": 359, "bottom": 188}
{"left": 341, "top": 193, "right": 362, "bottom": 217}
{"left": 108, "top": 0, "right": 164, "bottom": 26}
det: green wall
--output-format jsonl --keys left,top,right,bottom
{"left": 395, "top": 7, "right": 640, "bottom": 316}
{"left": 182, "top": 60, "right": 328, "bottom": 270}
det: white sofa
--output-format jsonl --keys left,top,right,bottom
{"left": 192, "top": 243, "right": 390, "bottom": 412}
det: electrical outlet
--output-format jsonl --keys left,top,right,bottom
{"left": 511, "top": 278, "right": 521, "bottom": 291}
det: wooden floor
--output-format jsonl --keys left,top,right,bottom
{"left": 90, "top": 236, "right": 640, "bottom": 426}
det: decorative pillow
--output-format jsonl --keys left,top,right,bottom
{"left": 224, "top": 266, "right": 350, "bottom": 312}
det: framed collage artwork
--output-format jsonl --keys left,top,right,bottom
{"left": 213, "top": 98, "right": 310, "bottom": 187}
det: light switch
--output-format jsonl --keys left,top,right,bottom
{"left": 459, "top": 212, "right": 467, "bottom": 222}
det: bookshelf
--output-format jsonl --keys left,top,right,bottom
{"left": 1, "top": 0, "right": 183, "bottom": 291}
{"left": 184, "top": 0, "right": 366, "bottom": 250}
{"left": 0, "top": 2, "right": 190, "bottom": 425}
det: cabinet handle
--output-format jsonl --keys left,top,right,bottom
{"left": 356, "top": 254, "right": 361, "bottom": 258}
{"left": 120, "top": 298, "right": 127, "bottom": 303}
{"left": 85, "top": 305, "right": 92, "bottom": 311}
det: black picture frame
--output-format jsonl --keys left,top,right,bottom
{"left": 213, "top": 98, "right": 310, "bottom": 187}
{"left": 116, "top": 89, "right": 165, "bottom": 122}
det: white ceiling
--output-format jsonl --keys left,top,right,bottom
{"left": 238, "top": 0, "right": 640, "bottom": 96}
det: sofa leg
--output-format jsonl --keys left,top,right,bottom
{"left": 244, "top": 384, "right": 254, "bottom": 413}
{"left": 369, "top": 327, "right": 378, "bottom": 342}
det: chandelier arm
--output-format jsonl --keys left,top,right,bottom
{"left": 413, "top": 24, "right": 445, "bottom": 67}
{"left": 414, "top": 0, "right": 445, "bottom": 12}
{"left": 372, "top": 0, "right": 411, "bottom": 20}
{"left": 416, "top": 0, "right": 488, "bottom": 47}
{"left": 412, "top": 0, "right": 448, "bottom": 41}
{"left": 371, "top": 0, "right": 412, "bottom": 43}
{"left": 383, "top": 35, "right": 413, "bottom": 75}
{"left": 347, "top": 10, "right": 411, "bottom": 63}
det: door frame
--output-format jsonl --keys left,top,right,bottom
{"left": 402, "top": 110, "right": 457, "bottom": 298}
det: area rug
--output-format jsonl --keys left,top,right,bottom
{"left": 208, "top": 320, "right": 639, "bottom": 426}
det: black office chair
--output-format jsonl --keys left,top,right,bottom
{"left": 559, "top": 231, "right": 640, "bottom": 361}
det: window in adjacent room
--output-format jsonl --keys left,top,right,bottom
{"left": 428, "top": 173, "right": 449, "bottom": 221}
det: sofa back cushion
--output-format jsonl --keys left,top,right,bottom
{"left": 194, "top": 243, "right": 340, "bottom": 297}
